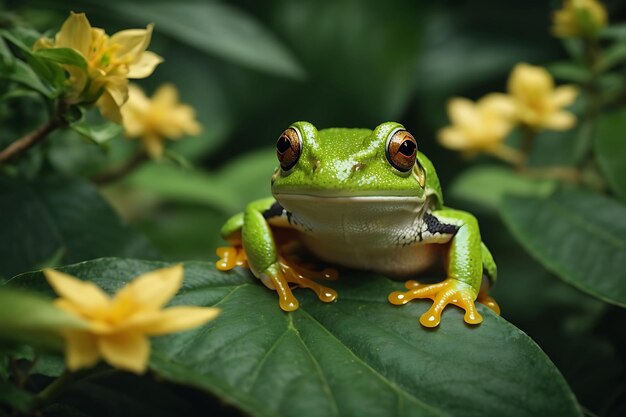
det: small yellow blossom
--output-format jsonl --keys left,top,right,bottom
{"left": 507, "top": 63, "right": 579, "bottom": 131}
{"left": 35, "top": 12, "right": 162, "bottom": 123}
{"left": 44, "top": 265, "right": 219, "bottom": 373}
{"left": 438, "top": 94, "right": 516, "bottom": 156}
{"left": 121, "top": 83, "right": 202, "bottom": 159}
{"left": 553, "top": 0, "right": 607, "bottom": 39}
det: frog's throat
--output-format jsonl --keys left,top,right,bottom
{"left": 273, "top": 191, "right": 427, "bottom": 201}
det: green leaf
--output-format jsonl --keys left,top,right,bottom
{"left": 125, "top": 148, "right": 276, "bottom": 214}
{"left": 11, "top": 258, "right": 583, "bottom": 417}
{"left": 546, "top": 61, "right": 591, "bottom": 83}
{"left": 94, "top": 1, "right": 304, "bottom": 79}
{"left": 595, "top": 109, "right": 626, "bottom": 201}
{"left": 125, "top": 164, "right": 241, "bottom": 214}
{"left": 27, "top": 54, "right": 66, "bottom": 90}
{"left": 449, "top": 166, "right": 556, "bottom": 211}
{"left": 501, "top": 189, "right": 626, "bottom": 307}
{"left": 0, "top": 29, "right": 35, "bottom": 55}
{"left": 70, "top": 121, "right": 123, "bottom": 146}
{"left": 597, "top": 41, "right": 626, "bottom": 72}
{"left": 0, "top": 381, "right": 35, "bottom": 412}
{"left": 0, "top": 175, "right": 159, "bottom": 278}
{"left": 33, "top": 47, "right": 88, "bottom": 71}
{"left": 0, "top": 58, "right": 53, "bottom": 97}
{"left": 0, "top": 37, "right": 14, "bottom": 67}
{"left": 600, "top": 23, "right": 626, "bottom": 40}
{"left": 0, "top": 288, "right": 85, "bottom": 350}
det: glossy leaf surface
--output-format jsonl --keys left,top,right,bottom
{"left": 11, "top": 258, "right": 582, "bottom": 417}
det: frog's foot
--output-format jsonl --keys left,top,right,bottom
{"left": 215, "top": 246, "right": 248, "bottom": 271}
{"left": 261, "top": 257, "right": 338, "bottom": 312}
{"left": 477, "top": 291, "right": 501, "bottom": 315}
{"left": 388, "top": 278, "right": 482, "bottom": 328}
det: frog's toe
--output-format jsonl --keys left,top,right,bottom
{"left": 261, "top": 258, "right": 338, "bottom": 312}
{"left": 216, "top": 246, "right": 248, "bottom": 271}
{"left": 388, "top": 278, "right": 483, "bottom": 328}
{"left": 477, "top": 292, "right": 501, "bottom": 315}
{"left": 280, "top": 257, "right": 338, "bottom": 303}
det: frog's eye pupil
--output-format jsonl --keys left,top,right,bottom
{"left": 399, "top": 140, "right": 416, "bottom": 156}
{"left": 386, "top": 129, "right": 418, "bottom": 173}
{"left": 277, "top": 136, "right": 291, "bottom": 153}
{"left": 276, "top": 127, "right": 301, "bottom": 171}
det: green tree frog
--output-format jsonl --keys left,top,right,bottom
{"left": 216, "top": 122, "right": 500, "bottom": 327}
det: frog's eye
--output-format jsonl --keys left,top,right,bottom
{"left": 276, "top": 127, "right": 302, "bottom": 171}
{"left": 386, "top": 129, "right": 417, "bottom": 172}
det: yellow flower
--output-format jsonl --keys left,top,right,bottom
{"left": 36, "top": 12, "right": 162, "bottom": 123}
{"left": 121, "top": 83, "right": 202, "bottom": 159}
{"left": 507, "top": 63, "right": 579, "bottom": 131}
{"left": 44, "top": 265, "right": 219, "bottom": 374}
{"left": 553, "top": 0, "right": 607, "bottom": 39}
{"left": 438, "top": 93, "right": 516, "bottom": 155}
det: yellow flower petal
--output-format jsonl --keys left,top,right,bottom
{"left": 97, "top": 91, "right": 123, "bottom": 124}
{"left": 106, "top": 78, "right": 130, "bottom": 107}
{"left": 127, "top": 51, "right": 163, "bottom": 79}
{"left": 544, "top": 111, "right": 577, "bottom": 130}
{"left": 44, "top": 269, "right": 111, "bottom": 314}
{"left": 552, "top": 85, "right": 579, "bottom": 107}
{"left": 99, "top": 332, "right": 150, "bottom": 374}
{"left": 437, "top": 127, "right": 470, "bottom": 150}
{"left": 109, "top": 24, "right": 154, "bottom": 60}
{"left": 113, "top": 264, "right": 184, "bottom": 311}
{"left": 448, "top": 98, "right": 478, "bottom": 127}
{"left": 63, "top": 330, "right": 100, "bottom": 371}
{"left": 144, "top": 307, "right": 221, "bottom": 335}
{"left": 480, "top": 93, "right": 516, "bottom": 117}
{"left": 55, "top": 12, "right": 92, "bottom": 57}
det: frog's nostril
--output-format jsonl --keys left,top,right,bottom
{"left": 312, "top": 160, "right": 321, "bottom": 172}
{"left": 352, "top": 162, "right": 366, "bottom": 172}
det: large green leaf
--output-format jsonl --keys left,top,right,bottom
{"left": 595, "top": 109, "right": 626, "bottom": 201}
{"left": 11, "top": 258, "right": 582, "bottom": 417}
{"left": 0, "top": 175, "right": 158, "bottom": 278}
{"left": 501, "top": 189, "right": 626, "bottom": 307}
{"left": 76, "top": 0, "right": 304, "bottom": 79}
{"left": 449, "top": 166, "right": 556, "bottom": 211}
{"left": 124, "top": 147, "right": 276, "bottom": 214}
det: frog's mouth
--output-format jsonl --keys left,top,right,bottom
{"left": 272, "top": 188, "right": 425, "bottom": 199}
{"left": 273, "top": 192, "right": 427, "bottom": 206}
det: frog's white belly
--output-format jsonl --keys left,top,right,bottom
{"left": 274, "top": 194, "right": 446, "bottom": 276}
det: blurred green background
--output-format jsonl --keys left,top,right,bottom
{"left": 3, "top": 0, "right": 626, "bottom": 415}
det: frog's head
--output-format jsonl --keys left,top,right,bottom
{"left": 271, "top": 121, "right": 429, "bottom": 199}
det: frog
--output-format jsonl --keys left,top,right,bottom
{"left": 216, "top": 121, "right": 500, "bottom": 327}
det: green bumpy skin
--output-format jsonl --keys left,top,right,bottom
{"left": 217, "top": 121, "right": 499, "bottom": 327}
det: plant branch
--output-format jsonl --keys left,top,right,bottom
{"left": 92, "top": 150, "right": 148, "bottom": 186}
{"left": 0, "top": 101, "right": 68, "bottom": 164}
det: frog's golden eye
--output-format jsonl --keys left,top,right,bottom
{"left": 276, "top": 127, "right": 301, "bottom": 171}
{"left": 386, "top": 129, "right": 417, "bottom": 172}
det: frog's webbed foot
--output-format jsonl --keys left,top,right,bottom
{"left": 388, "top": 278, "right": 485, "bottom": 328}
{"left": 262, "top": 257, "right": 338, "bottom": 312}
{"left": 216, "top": 246, "right": 249, "bottom": 271}
{"left": 477, "top": 291, "right": 500, "bottom": 315}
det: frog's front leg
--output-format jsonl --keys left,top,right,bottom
{"left": 217, "top": 198, "right": 337, "bottom": 311}
{"left": 388, "top": 209, "right": 500, "bottom": 327}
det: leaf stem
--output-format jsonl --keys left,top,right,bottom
{"left": 92, "top": 150, "right": 149, "bottom": 186}
{"left": 575, "top": 38, "right": 602, "bottom": 168}
{"left": 0, "top": 101, "right": 68, "bottom": 164}
{"left": 516, "top": 125, "right": 537, "bottom": 171}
